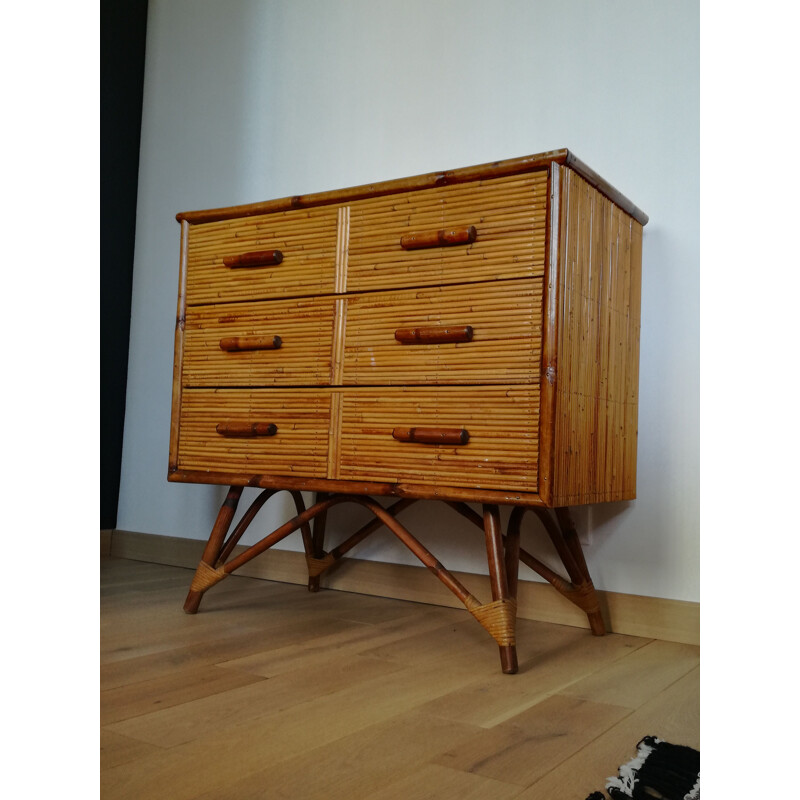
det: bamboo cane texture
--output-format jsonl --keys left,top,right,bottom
{"left": 338, "top": 386, "right": 538, "bottom": 492}
{"left": 550, "top": 167, "right": 643, "bottom": 505}
{"left": 176, "top": 389, "right": 331, "bottom": 477}
{"left": 185, "top": 205, "right": 338, "bottom": 305}
{"left": 342, "top": 278, "right": 543, "bottom": 385}
{"left": 182, "top": 296, "right": 335, "bottom": 387}
{"left": 347, "top": 172, "right": 548, "bottom": 291}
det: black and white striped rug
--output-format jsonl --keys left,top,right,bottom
{"left": 585, "top": 736, "right": 700, "bottom": 800}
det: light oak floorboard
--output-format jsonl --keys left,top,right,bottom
{"left": 100, "top": 557, "right": 699, "bottom": 800}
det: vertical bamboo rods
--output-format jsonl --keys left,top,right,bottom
{"left": 169, "top": 220, "right": 190, "bottom": 472}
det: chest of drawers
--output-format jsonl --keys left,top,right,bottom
{"left": 170, "top": 149, "right": 647, "bottom": 673}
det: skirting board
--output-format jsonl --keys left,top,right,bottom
{"left": 107, "top": 529, "right": 699, "bottom": 645}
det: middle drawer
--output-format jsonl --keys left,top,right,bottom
{"left": 342, "top": 278, "right": 543, "bottom": 385}
{"left": 183, "top": 296, "right": 336, "bottom": 387}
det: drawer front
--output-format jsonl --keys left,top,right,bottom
{"left": 347, "top": 172, "right": 548, "bottom": 292}
{"left": 185, "top": 206, "right": 339, "bottom": 305}
{"left": 177, "top": 389, "right": 331, "bottom": 477}
{"left": 182, "top": 297, "right": 336, "bottom": 387}
{"left": 337, "top": 386, "right": 539, "bottom": 491}
{"left": 342, "top": 278, "right": 543, "bottom": 385}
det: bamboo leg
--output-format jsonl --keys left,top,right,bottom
{"left": 184, "top": 486, "right": 243, "bottom": 614}
{"left": 483, "top": 504, "right": 518, "bottom": 674}
{"left": 217, "top": 488, "right": 276, "bottom": 565}
{"left": 308, "top": 492, "right": 329, "bottom": 592}
{"left": 505, "top": 507, "right": 523, "bottom": 601}
{"left": 555, "top": 507, "right": 606, "bottom": 636}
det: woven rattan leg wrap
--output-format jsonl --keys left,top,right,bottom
{"left": 189, "top": 561, "right": 228, "bottom": 592}
{"left": 306, "top": 552, "right": 336, "bottom": 578}
{"left": 466, "top": 598, "right": 517, "bottom": 646}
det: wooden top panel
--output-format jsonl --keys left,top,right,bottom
{"left": 176, "top": 149, "right": 648, "bottom": 226}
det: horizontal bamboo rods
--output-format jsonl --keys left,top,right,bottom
{"left": 351, "top": 188, "right": 547, "bottom": 217}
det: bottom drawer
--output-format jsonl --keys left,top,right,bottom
{"left": 177, "top": 389, "right": 331, "bottom": 477}
{"left": 337, "top": 386, "right": 539, "bottom": 491}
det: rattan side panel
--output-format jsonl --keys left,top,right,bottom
{"left": 185, "top": 206, "right": 338, "bottom": 305}
{"left": 551, "top": 168, "right": 643, "bottom": 505}
{"left": 347, "top": 173, "right": 548, "bottom": 291}
{"left": 176, "top": 389, "right": 331, "bottom": 477}
{"left": 338, "top": 386, "right": 538, "bottom": 491}
{"left": 342, "top": 278, "right": 543, "bottom": 385}
{"left": 182, "top": 297, "right": 336, "bottom": 387}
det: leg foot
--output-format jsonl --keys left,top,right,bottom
{"left": 499, "top": 645, "right": 518, "bottom": 674}
{"left": 587, "top": 608, "right": 606, "bottom": 636}
{"left": 183, "top": 589, "right": 204, "bottom": 614}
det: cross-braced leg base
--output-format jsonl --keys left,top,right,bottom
{"left": 182, "top": 489, "right": 600, "bottom": 673}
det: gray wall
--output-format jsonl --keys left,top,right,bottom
{"left": 118, "top": 0, "right": 699, "bottom": 602}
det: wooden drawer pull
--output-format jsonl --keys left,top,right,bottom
{"left": 394, "top": 325, "right": 473, "bottom": 345}
{"left": 222, "top": 250, "right": 283, "bottom": 268}
{"left": 219, "top": 335, "right": 282, "bottom": 352}
{"left": 392, "top": 427, "right": 470, "bottom": 445}
{"left": 400, "top": 225, "right": 477, "bottom": 250}
{"left": 216, "top": 422, "right": 278, "bottom": 438}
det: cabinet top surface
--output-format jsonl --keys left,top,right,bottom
{"left": 176, "top": 148, "right": 648, "bottom": 227}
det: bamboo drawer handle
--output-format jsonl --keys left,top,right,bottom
{"left": 394, "top": 325, "right": 473, "bottom": 345}
{"left": 392, "top": 427, "right": 470, "bottom": 445}
{"left": 216, "top": 422, "right": 278, "bottom": 438}
{"left": 222, "top": 250, "right": 283, "bottom": 268}
{"left": 219, "top": 335, "right": 282, "bottom": 352}
{"left": 400, "top": 225, "right": 477, "bottom": 250}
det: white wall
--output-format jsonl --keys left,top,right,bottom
{"left": 117, "top": 0, "right": 699, "bottom": 602}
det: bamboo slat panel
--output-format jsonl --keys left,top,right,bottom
{"left": 342, "top": 278, "right": 543, "bottom": 385}
{"left": 551, "top": 167, "right": 643, "bottom": 506}
{"left": 338, "top": 386, "right": 538, "bottom": 491}
{"left": 185, "top": 206, "right": 338, "bottom": 305}
{"left": 182, "top": 297, "right": 336, "bottom": 387}
{"left": 177, "top": 389, "right": 331, "bottom": 477}
{"left": 347, "top": 173, "right": 548, "bottom": 292}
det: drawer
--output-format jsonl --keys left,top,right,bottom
{"left": 185, "top": 205, "right": 339, "bottom": 305}
{"left": 341, "top": 278, "right": 543, "bottom": 385}
{"left": 337, "top": 386, "right": 539, "bottom": 491}
{"left": 347, "top": 172, "right": 548, "bottom": 292}
{"left": 177, "top": 389, "right": 331, "bottom": 477}
{"left": 182, "top": 297, "right": 336, "bottom": 387}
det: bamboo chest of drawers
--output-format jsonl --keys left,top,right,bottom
{"left": 170, "top": 149, "right": 647, "bottom": 673}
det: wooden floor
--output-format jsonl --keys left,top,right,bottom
{"left": 101, "top": 557, "right": 699, "bottom": 800}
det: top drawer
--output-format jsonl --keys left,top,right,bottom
{"left": 185, "top": 205, "right": 339, "bottom": 305}
{"left": 347, "top": 172, "right": 548, "bottom": 292}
